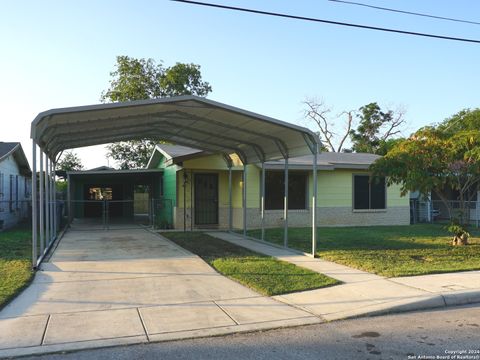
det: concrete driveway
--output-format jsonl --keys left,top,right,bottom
{"left": 0, "top": 227, "right": 317, "bottom": 357}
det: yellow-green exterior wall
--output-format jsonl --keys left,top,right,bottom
{"left": 173, "top": 156, "right": 408, "bottom": 210}
{"left": 156, "top": 153, "right": 409, "bottom": 228}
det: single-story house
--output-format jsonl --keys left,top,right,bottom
{"left": 0, "top": 142, "right": 31, "bottom": 230}
{"left": 146, "top": 144, "right": 410, "bottom": 229}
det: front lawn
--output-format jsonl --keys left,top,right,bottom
{"left": 245, "top": 224, "right": 480, "bottom": 277}
{"left": 161, "top": 232, "right": 339, "bottom": 296}
{"left": 0, "top": 226, "right": 33, "bottom": 309}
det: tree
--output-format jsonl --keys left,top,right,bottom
{"left": 349, "top": 102, "right": 405, "bottom": 155}
{"left": 56, "top": 151, "right": 84, "bottom": 172}
{"left": 303, "top": 99, "right": 405, "bottom": 154}
{"left": 303, "top": 99, "right": 353, "bottom": 152}
{"left": 105, "top": 140, "right": 156, "bottom": 170}
{"left": 371, "top": 126, "right": 480, "bottom": 225}
{"left": 101, "top": 56, "right": 212, "bottom": 169}
{"left": 437, "top": 108, "right": 480, "bottom": 134}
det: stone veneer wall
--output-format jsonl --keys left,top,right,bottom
{"left": 173, "top": 206, "right": 410, "bottom": 229}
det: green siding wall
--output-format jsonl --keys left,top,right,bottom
{"left": 162, "top": 166, "right": 178, "bottom": 207}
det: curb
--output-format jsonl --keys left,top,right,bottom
{"left": 442, "top": 289, "right": 480, "bottom": 307}
{"left": 318, "top": 292, "right": 480, "bottom": 322}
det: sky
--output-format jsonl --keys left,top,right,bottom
{"left": 1, "top": 0, "right": 479, "bottom": 168}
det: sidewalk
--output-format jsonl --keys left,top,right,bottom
{"left": 208, "top": 232, "right": 480, "bottom": 321}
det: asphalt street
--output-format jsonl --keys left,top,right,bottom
{"left": 23, "top": 304, "right": 480, "bottom": 360}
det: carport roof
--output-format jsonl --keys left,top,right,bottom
{"left": 31, "top": 96, "right": 319, "bottom": 164}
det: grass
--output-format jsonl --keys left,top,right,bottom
{"left": 161, "top": 232, "right": 339, "bottom": 296}
{"left": 0, "top": 225, "right": 33, "bottom": 309}
{"left": 245, "top": 224, "right": 480, "bottom": 277}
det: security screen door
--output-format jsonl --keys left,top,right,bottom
{"left": 194, "top": 173, "right": 219, "bottom": 225}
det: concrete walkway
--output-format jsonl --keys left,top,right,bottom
{"left": 0, "top": 228, "right": 319, "bottom": 358}
{"left": 208, "top": 232, "right": 480, "bottom": 321}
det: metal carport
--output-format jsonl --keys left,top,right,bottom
{"left": 30, "top": 95, "right": 320, "bottom": 267}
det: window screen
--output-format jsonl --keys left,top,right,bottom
{"left": 0, "top": 173, "right": 3, "bottom": 199}
{"left": 9, "top": 175, "right": 14, "bottom": 212}
{"left": 370, "top": 177, "right": 386, "bottom": 209}
{"left": 265, "top": 171, "right": 307, "bottom": 210}
{"left": 353, "top": 175, "right": 386, "bottom": 210}
{"left": 0, "top": 173, "right": 3, "bottom": 212}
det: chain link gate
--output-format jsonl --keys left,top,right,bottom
{"left": 69, "top": 198, "right": 173, "bottom": 230}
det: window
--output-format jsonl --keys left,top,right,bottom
{"left": 0, "top": 173, "right": 4, "bottom": 212}
{"left": 15, "top": 175, "right": 18, "bottom": 209}
{"left": 24, "top": 177, "right": 30, "bottom": 198}
{"left": 9, "top": 175, "right": 14, "bottom": 212}
{"left": 353, "top": 175, "right": 386, "bottom": 210}
{"left": 265, "top": 171, "right": 307, "bottom": 210}
{"left": 88, "top": 187, "right": 113, "bottom": 200}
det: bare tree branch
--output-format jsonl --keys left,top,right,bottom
{"left": 304, "top": 98, "right": 355, "bottom": 152}
{"left": 382, "top": 107, "right": 406, "bottom": 140}
{"left": 303, "top": 98, "right": 337, "bottom": 151}
{"left": 336, "top": 110, "right": 354, "bottom": 152}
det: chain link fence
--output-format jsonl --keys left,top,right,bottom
{"left": 68, "top": 198, "right": 174, "bottom": 230}
{"left": 411, "top": 199, "right": 480, "bottom": 227}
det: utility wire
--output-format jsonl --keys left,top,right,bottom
{"left": 171, "top": 0, "right": 480, "bottom": 44}
{"left": 328, "top": 0, "right": 480, "bottom": 26}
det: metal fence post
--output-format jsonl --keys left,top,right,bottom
{"left": 151, "top": 198, "right": 155, "bottom": 228}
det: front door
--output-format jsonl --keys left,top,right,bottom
{"left": 194, "top": 173, "right": 219, "bottom": 226}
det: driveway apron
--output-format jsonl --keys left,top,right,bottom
{"left": 0, "top": 227, "right": 317, "bottom": 357}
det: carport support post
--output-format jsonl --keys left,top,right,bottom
{"left": 49, "top": 160, "right": 54, "bottom": 239}
{"left": 261, "top": 162, "right": 265, "bottom": 241}
{"left": 32, "top": 142, "right": 37, "bottom": 267}
{"left": 45, "top": 156, "right": 50, "bottom": 246}
{"left": 284, "top": 157, "right": 289, "bottom": 248}
{"left": 242, "top": 163, "right": 247, "bottom": 237}
{"left": 67, "top": 173, "right": 71, "bottom": 224}
{"left": 312, "top": 142, "right": 318, "bottom": 255}
{"left": 53, "top": 163, "right": 57, "bottom": 234}
{"left": 39, "top": 151, "right": 44, "bottom": 255}
{"left": 228, "top": 165, "right": 232, "bottom": 231}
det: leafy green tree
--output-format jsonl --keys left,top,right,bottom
{"left": 105, "top": 140, "right": 156, "bottom": 170}
{"left": 350, "top": 102, "right": 405, "bottom": 155}
{"left": 101, "top": 56, "right": 212, "bottom": 169}
{"left": 160, "top": 63, "right": 212, "bottom": 97}
{"left": 56, "top": 151, "right": 84, "bottom": 172}
{"left": 371, "top": 126, "right": 480, "bottom": 225}
{"left": 437, "top": 108, "right": 480, "bottom": 134}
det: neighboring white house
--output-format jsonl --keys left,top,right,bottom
{"left": 0, "top": 142, "right": 31, "bottom": 230}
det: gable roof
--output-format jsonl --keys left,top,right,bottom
{"left": 0, "top": 142, "right": 31, "bottom": 176}
{"left": 147, "top": 144, "right": 206, "bottom": 168}
{"left": 0, "top": 142, "right": 19, "bottom": 159}
{"left": 148, "top": 144, "right": 379, "bottom": 170}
